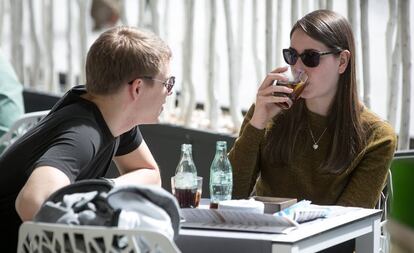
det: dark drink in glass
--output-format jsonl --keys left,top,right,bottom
{"left": 174, "top": 187, "right": 198, "bottom": 208}
{"left": 273, "top": 79, "right": 308, "bottom": 109}
{"left": 209, "top": 202, "right": 219, "bottom": 209}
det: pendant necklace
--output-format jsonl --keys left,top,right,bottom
{"left": 309, "top": 126, "right": 328, "bottom": 150}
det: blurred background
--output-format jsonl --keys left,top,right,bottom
{"left": 0, "top": 0, "right": 413, "bottom": 149}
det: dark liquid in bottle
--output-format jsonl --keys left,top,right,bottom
{"left": 174, "top": 187, "right": 198, "bottom": 208}
{"left": 209, "top": 202, "right": 219, "bottom": 209}
{"left": 273, "top": 80, "right": 307, "bottom": 109}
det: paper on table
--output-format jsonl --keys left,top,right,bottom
{"left": 180, "top": 208, "right": 299, "bottom": 234}
{"left": 274, "top": 200, "right": 329, "bottom": 223}
{"left": 274, "top": 200, "right": 361, "bottom": 223}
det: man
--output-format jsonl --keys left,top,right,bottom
{"left": 0, "top": 26, "right": 174, "bottom": 251}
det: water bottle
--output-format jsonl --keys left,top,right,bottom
{"left": 209, "top": 141, "right": 233, "bottom": 209}
{"left": 174, "top": 144, "right": 198, "bottom": 208}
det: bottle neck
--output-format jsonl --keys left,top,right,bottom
{"left": 176, "top": 144, "right": 197, "bottom": 175}
{"left": 180, "top": 144, "right": 193, "bottom": 159}
{"left": 215, "top": 142, "right": 227, "bottom": 156}
{"left": 181, "top": 147, "right": 193, "bottom": 161}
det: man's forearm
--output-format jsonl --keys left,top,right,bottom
{"left": 15, "top": 166, "right": 71, "bottom": 221}
{"left": 114, "top": 168, "right": 162, "bottom": 186}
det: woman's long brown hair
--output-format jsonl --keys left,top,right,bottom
{"left": 265, "top": 10, "right": 365, "bottom": 174}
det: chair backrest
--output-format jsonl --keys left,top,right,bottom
{"left": 377, "top": 152, "right": 414, "bottom": 253}
{"left": 18, "top": 221, "right": 181, "bottom": 253}
{"left": 377, "top": 150, "right": 414, "bottom": 214}
{"left": 0, "top": 110, "right": 49, "bottom": 153}
{"left": 388, "top": 155, "right": 414, "bottom": 229}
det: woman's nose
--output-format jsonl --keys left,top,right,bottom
{"left": 293, "top": 58, "right": 306, "bottom": 70}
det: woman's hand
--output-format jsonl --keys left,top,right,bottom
{"left": 250, "top": 66, "right": 293, "bottom": 129}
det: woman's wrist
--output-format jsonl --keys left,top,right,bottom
{"left": 249, "top": 117, "right": 266, "bottom": 130}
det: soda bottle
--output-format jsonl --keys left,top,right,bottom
{"left": 174, "top": 144, "right": 198, "bottom": 208}
{"left": 209, "top": 141, "right": 233, "bottom": 209}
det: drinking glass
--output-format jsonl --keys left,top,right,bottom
{"left": 273, "top": 66, "right": 309, "bottom": 109}
{"left": 171, "top": 176, "right": 203, "bottom": 208}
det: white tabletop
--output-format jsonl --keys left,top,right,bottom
{"left": 177, "top": 205, "right": 382, "bottom": 253}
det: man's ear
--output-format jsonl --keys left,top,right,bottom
{"left": 128, "top": 79, "right": 141, "bottom": 98}
{"left": 338, "top": 50, "right": 350, "bottom": 74}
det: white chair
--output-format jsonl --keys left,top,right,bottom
{"left": 0, "top": 110, "right": 49, "bottom": 152}
{"left": 18, "top": 221, "right": 181, "bottom": 253}
{"left": 378, "top": 170, "right": 391, "bottom": 253}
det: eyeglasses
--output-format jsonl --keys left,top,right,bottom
{"left": 128, "top": 76, "right": 175, "bottom": 93}
{"left": 282, "top": 48, "right": 342, "bottom": 68}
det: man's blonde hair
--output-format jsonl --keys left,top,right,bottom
{"left": 85, "top": 26, "right": 171, "bottom": 95}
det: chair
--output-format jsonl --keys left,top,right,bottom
{"left": 378, "top": 151, "right": 414, "bottom": 253}
{"left": 18, "top": 221, "right": 181, "bottom": 253}
{"left": 0, "top": 110, "right": 49, "bottom": 153}
{"left": 387, "top": 154, "right": 414, "bottom": 252}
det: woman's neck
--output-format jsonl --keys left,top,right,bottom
{"left": 305, "top": 95, "right": 334, "bottom": 116}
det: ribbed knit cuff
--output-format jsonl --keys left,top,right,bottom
{"left": 238, "top": 122, "right": 266, "bottom": 149}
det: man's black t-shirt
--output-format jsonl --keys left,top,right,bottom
{"left": 0, "top": 85, "right": 142, "bottom": 251}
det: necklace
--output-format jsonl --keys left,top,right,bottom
{"left": 309, "top": 126, "right": 328, "bottom": 150}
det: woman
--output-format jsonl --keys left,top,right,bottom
{"left": 229, "top": 10, "right": 396, "bottom": 209}
{"left": 230, "top": 10, "right": 396, "bottom": 252}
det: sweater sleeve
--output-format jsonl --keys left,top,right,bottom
{"left": 228, "top": 104, "right": 266, "bottom": 199}
{"left": 336, "top": 121, "right": 397, "bottom": 208}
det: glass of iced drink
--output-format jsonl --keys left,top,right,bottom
{"left": 273, "top": 66, "right": 309, "bottom": 109}
{"left": 171, "top": 175, "right": 202, "bottom": 208}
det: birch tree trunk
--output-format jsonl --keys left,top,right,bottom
{"left": 137, "top": 0, "right": 146, "bottom": 27}
{"left": 78, "top": 0, "right": 88, "bottom": 85}
{"left": 398, "top": 0, "right": 412, "bottom": 150}
{"left": 326, "top": 0, "right": 333, "bottom": 10}
{"left": 314, "top": 0, "right": 319, "bottom": 10}
{"left": 386, "top": 0, "right": 399, "bottom": 126}
{"left": 318, "top": 0, "right": 326, "bottom": 9}
{"left": 224, "top": 0, "right": 242, "bottom": 130}
{"left": 388, "top": 24, "right": 401, "bottom": 128}
{"left": 360, "top": 0, "right": 371, "bottom": 108}
{"left": 236, "top": 0, "right": 245, "bottom": 81}
{"left": 163, "top": 0, "right": 176, "bottom": 118}
{"left": 302, "top": 0, "right": 310, "bottom": 16}
{"left": 348, "top": 0, "right": 363, "bottom": 98}
{"left": 347, "top": 0, "right": 357, "bottom": 33}
{"left": 28, "top": 0, "right": 42, "bottom": 88}
{"left": 66, "top": 0, "right": 74, "bottom": 90}
{"left": 181, "top": 0, "right": 195, "bottom": 126}
{"left": 163, "top": 0, "right": 170, "bottom": 40}
{"left": 119, "top": 0, "right": 128, "bottom": 25}
{"left": 291, "top": 0, "right": 299, "bottom": 27}
{"left": 207, "top": 0, "right": 219, "bottom": 131}
{"left": 251, "top": 0, "right": 262, "bottom": 84}
{"left": 265, "top": 0, "right": 273, "bottom": 72}
{"left": 42, "top": 0, "right": 55, "bottom": 92}
{"left": 148, "top": 0, "right": 160, "bottom": 35}
{"left": 0, "top": 0, "right": 5, "bottom": 45}
{"left": 275, "top": 0, "right": 283, "bottom": 67}
{"left": 11, "top": 0, "right": 24, "bottom": 83}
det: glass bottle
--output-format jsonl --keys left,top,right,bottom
{"left": 209, "top": 141, "right": 233, "bottom": 209}
{"left": 174, "top": 143, "right": 198, "bottom": 208}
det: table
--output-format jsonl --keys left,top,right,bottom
{"left": 176, "top": 206, "right": 382, "bottom": 253}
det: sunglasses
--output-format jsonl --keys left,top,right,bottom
{"left": 283, "top": 48, "right": 342, "bottom": 68}
{"left": 128, "top": 76, "right": 175, "bottom": 93}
